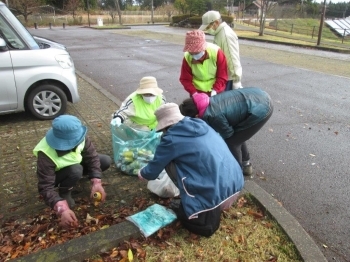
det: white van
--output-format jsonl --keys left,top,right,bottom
{"left": 0, "top": 1, "right": 79, "bottom": 120}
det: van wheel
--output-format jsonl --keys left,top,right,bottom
{"left": 27, "top": 84, "right": 67, "bottom": 120}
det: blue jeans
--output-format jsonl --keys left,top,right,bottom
{"left": 225, "top": 80, "right": 233, "bottom": 91}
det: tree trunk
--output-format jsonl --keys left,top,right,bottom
{"left": 114, "top": 0, "right": 122, "bottom": 25}
{"left": 259, "top": 4, "right": 266, "bottom": 36}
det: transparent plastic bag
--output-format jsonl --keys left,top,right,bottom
{"left": 111, "top": 119, "right": 161, "bottom": 176}
{"left": 147, "top": 170, "right": 180, "bottom": 198}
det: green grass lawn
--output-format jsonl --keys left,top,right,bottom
{"left": 269, "top": 18, "right": 345, "bottom": 40}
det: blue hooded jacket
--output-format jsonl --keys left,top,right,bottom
{"left": 140, "top": 117, "right": 244, "bottom": 219}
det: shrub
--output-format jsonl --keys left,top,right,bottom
{"left": 187, "top": 15, "right": 234, "bottom": 27}
{"left": 188, "top": 16, "right": 202, "bottom": 27}
{"left": 172, "top": 14, "right": 191, "bottom": 24}
{"left": 221, "top": 15, "right": 233, "bottom": 24}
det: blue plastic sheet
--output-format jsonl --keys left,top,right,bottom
{"left": 126, "top": 204, "right": 177, "bottom": 237}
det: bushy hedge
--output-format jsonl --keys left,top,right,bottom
{"left": 172, "top": 14, "right": 192, "bottom": 24}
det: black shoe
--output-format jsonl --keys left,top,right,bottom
{"left": 243, "top": 163, "right": 253, "bottom": 176}
{"left": 169, "top": 199, "right": 182, "bottom": 217}
{"left": 169, "top": 199, "right": 181, "bottom": 210}
{"left": 59, "top": 190, "right": 76, "bottom": 209}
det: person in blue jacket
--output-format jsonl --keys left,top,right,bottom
{"left": 138, "top": 103, "right": 244, "bottom": 237}
{"left": 179, "top": 87, "right": 273, "bottom": 176}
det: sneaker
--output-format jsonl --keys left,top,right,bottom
{"left": 59, "top": 190, "right": 76, "bottom": 209}
{"left": 242, "top": 163, "right": 253, "bottom": 176}
{"left": 169, "top": 199, "right": 181, "bottom": 210}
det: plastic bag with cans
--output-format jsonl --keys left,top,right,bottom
{"left": 111, "top": 118, "right": 161, "bottom": 176}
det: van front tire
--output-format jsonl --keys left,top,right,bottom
{"left": 27, "top": 84, "right": 67, "bottom": 120}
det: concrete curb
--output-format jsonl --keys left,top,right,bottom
{"left": 13, "top": 221, "right": 141, "bottom": 262}
{"left": 14, "top": 71, "right": 327, "bottom": 262}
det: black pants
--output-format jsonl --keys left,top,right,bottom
{"left": 165, "top": 162, "right": 221, "bottom": 237}
{"left": 55, "top": 154, "right": 111, "bottom": 190}
{"left": 175, "top": 203, "right": 221, "bottom": 237}
{"left": 225, "top": 105, "right": 274, "bottom": 167}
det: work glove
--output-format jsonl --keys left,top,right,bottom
{"left": 111, "top": 117, "right": 122, "bottom": 127}
{"left": 210, "top": 90, "right": 217, "bottom": 96}
{"left": 192, "top": 92, "right": 208, "bottom": 104}
{"left": 54, "top": 200, "right": 78, "bottom": 228}
{"left": 90, "top": 178, "right": 106, "bottom": 202}
{"left": 233, "top": 82, "right": 243, "bottom": 89}
{"left": 138, "top": 169, "right": 147, "bottom": 181}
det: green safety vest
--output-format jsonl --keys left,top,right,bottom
{"left": 33, "top": 138, "right": 85, "bottom": 171}
{"left": 184, "top": 43, "right": 219, "bottom": 92}
{"left": 130, "top": 94, "right": 162, "bottom": 130}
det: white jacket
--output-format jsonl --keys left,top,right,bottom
{"left": 213, "top": 22, "right": 242, "bottom": 88}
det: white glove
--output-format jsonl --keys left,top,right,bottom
{"left": 111, "top": 117, "right": 122, "bottom": 126}
{"left": 233, "top": 82, "right": 243, "bottom": 89}
{"left": 210, "top": 90, "right": 217, "bottom": 96}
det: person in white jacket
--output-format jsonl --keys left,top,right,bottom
{"left": 199, "top": 10, "right": 243, "bottom": 90}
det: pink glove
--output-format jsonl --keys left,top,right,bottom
{"left": 54, "top": 200, "right": 78, "bottom": 228}
{"left": 90, "top": 178, "right": 106, "bottom": 202}
{"left": 192, "top": 92, "right": 210, "bottom": 118}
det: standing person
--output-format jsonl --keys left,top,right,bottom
{"left": 179, "top": 30, "right": 228, "bottom": 97}
{"left": 138, "top": 103, "right": 244, "bottom": 237}
{"left": 199, "top": 10, "right": 243, "bottom": 90}
{"left": 33, "top": 115, "right": 112, "bottom": 228}
{"left": 179, "top": 88, "right": 273, "bottom": 176}
{"left": 112, "top": 76, "right": 166, "bottom": 131}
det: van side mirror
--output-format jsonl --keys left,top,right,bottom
{"left": 0, "top": 38, "right": 8, "bottom": 51}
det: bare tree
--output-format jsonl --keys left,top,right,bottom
{"left": 65, "top": 0, "right": 82, "bottom": 18}
{"left": 156, "top": 3, "right": 176, "bottom": 22}
{"left": 104, "top": 0, "right": 122, "bottom": 24}
{"left": 114, "top": 0, "right": 122, "bottom": 25}
{"left": 257, "top": 0, "right": 277, "bottom": 36}
{"left": 10, "top": 0, "right": 42, "bottom": 23}
{"left": 107, "top": 7, "right": 117, "bottom": 23}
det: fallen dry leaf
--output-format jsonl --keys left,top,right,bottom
{"left": 247, "top": 210, "right": 264, "bottom": 219}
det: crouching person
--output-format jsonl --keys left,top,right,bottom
{"left": 138, "top": 103, "right": 244, "bottom": 237}
{"left": 33, "top": 115, "right": 112, "bottom": 228}
{"left": 180, "top": 87, "right": 273, "bottom": 176}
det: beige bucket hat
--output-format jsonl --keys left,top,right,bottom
{"left": 155, "top": 103, "right": 185, "bottom": 132}
{"left": 135, "top": 76, "right": 163, "bottom": 96}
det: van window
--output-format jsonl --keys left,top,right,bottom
{"left": 0, "top": 14, "right": 25, "bottom": 49}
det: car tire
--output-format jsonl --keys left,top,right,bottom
{"left": 27, "top": 84, "right": 67, "bottom": 120}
